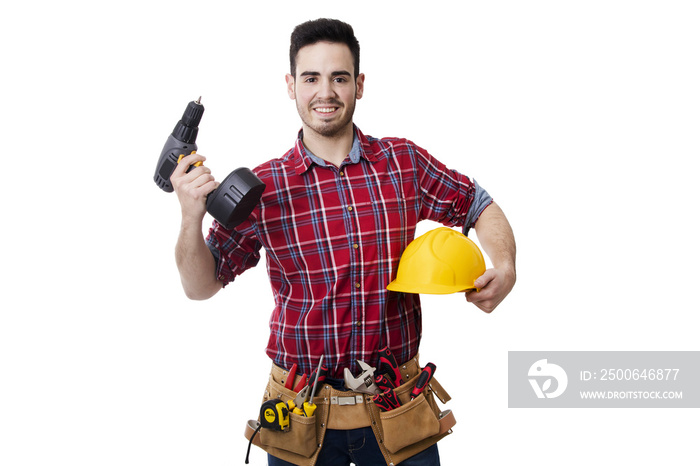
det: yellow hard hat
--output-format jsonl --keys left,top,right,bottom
{"left": 387, "top": 227, "right": 486, "bottom": 294}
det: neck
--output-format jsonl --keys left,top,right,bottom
{"left": 302, "top": 124, "right": 355, "bottom": 167}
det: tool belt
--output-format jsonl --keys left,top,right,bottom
{"left": 244, "top": 355, "right": 456, "bottom": 466}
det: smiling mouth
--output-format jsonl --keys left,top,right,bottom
{"left": 313, "top": 107, "right": 339, "bottom": 114}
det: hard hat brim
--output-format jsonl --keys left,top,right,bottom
{"left": 386, "top": 281, "right": 476, "bottom": 295}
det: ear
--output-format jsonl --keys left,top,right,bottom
{"left": 285, "top": 74, "right": 296, "bottom": 100}
{"left": 355, "top": 73, "right": 365, "bottom": 100}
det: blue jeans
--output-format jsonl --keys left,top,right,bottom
{"left": 267, "top": 427, "right": 440, "bottom": 465}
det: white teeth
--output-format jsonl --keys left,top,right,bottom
{"left": 315, "top": 107, "right": 337, "bottom": 113}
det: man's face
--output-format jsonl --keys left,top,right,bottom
{"left": 286, "top": 41, "right": 364, "bottom": 139}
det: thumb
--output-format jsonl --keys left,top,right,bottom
{"left": 474, "top": 269, "right": 495, "bottom": 290}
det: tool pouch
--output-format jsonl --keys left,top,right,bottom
{"left": 378, "top": 393, "right": 438, "bottom": 453}
{"left": 245, "top": 375, "right": 327, "bottom": 465}
{"left": 369, "top": 371, "right": 455, "bottom": 461}
{"left": 259, "top": 411, "right": 317, "bottom": 458}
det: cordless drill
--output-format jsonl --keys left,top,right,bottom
{"left": 154, "top": 97, "right": 266, "bottom": 229}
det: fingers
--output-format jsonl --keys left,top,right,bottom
{"left": 465, "top": 268, "right": 515, "bottom": 313}
{"left": 173, "top": 153, "right": 206, "bottom": 176}
{"left": 172, "top": 153, "right": 215, "bottom": 194}
{"left": 187, "top": 177, "right": 218, "bottom": 201}
{"left": 465, "top": 287, "right": 500, "bottom": 314}
{"left": 174, "top": 168, "right": 217, "bottom": 200}
{"left": 170, "top": 152, "right": 219, "bottom": 222}
{"left": 172, "top": 153, "right": 207, "bottom": 181}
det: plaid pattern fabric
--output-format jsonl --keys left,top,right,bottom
{"left": 206, "top": 126, "right": 490, "bottom": 378}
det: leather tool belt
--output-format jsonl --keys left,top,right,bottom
{"left": 244, "top": 355, "right": 457, "bottom": 466}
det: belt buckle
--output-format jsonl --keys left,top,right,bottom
{"left": 331, "top": 395, "right": 364, "bottom": 406}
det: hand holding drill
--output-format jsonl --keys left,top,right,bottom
{"left": 171, "top": 152, "right": 219, "bottom": 224}
{"left": 154, "top": 97, "right": 265, "bottom": 230}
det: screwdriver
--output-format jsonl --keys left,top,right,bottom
{"left": 374, "top": 373, "right": 396, "bottom": 392}
{"left": 410, "top": 363, "right": 436, "bottom": 400}
{"left": 296, "top": 356, "right": 325, "bottom": 417}
{"left": 373, "top": 389, "right": 401, "bottom": 412}
{"left": 378, "top": 346, "right": 402, "bottom": 387}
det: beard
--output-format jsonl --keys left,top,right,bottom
{"left": 297, "top": 97, "right": 357, "bottom": 138}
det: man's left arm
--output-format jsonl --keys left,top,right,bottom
{"left": 465, "top": 202, "right": 516, "bottom": 313}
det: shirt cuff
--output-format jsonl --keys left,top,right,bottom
{"left": 463, "top": 178, "right": 493, "bottom": 236}
{"left": 206, "top": 231, "right": 233, "bottom": 287}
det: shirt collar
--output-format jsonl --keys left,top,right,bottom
{"left": 293, "top": 125, "right": 377, "bottom": 175}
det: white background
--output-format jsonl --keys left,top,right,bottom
{"left": 1, "top": 1, "right": 698, "bottom": 464}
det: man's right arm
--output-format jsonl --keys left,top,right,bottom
{"left": 171, "top": 153, "right": 223, "bottom": 300}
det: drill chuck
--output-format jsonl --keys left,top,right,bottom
{"left": 172, "top": 97, "right": 204, "bottom": 144}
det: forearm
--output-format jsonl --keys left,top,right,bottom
{"left": 465, "top": 201, "right": 516, "bottom": 312}
{"left": 474, "top": 202, "right": 516, "bottom": 275}
{"left": 175, "top": 219, "right": 222, "bottom": 300}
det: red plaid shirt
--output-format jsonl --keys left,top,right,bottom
{"left": 206, "top": 126, "right": 491, "bottom": 378}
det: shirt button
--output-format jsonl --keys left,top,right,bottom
{"left": 340, "top": 171, "right": 345, "bottom": 176}
{"left": 347, "top": 206, "right": 353, "bottom": 212}
{"left": 356, "top": 321, "right": 362, "bottom": 327}
{"left": 355, "top": 282, "right": 361, "bottom": 289}
{"left": 353, "top": 243, "right": 359, "bottom": 249}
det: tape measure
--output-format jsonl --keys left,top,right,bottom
{"left": 245, "top": 400, "right": 290, "bottom": 464}
{"left": 260, "top": 399, "right": 290, "bottom": 431}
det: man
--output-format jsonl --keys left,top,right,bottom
{"left": 171, "top": 18, "right": 515, "bottom": 466}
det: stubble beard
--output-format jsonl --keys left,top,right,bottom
{"left": 298, "top": 95, "right": 357, "bottom": 139}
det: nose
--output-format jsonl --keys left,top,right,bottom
{"left": 317, "top": 78, "right": 337, "bottom": 99}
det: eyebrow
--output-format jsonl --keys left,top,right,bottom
{"left": 299, "top": 70, "right": 352, "bottom": 77}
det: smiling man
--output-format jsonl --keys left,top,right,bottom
{"left": 171, "top": 18, "right": 516, "bottom": 466}
{"left": 286, "top": 40, "right": 364, "bottom": 167}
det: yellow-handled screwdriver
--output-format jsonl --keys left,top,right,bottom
{"left": 293, "top": 355, "right": 326, "bottom": 417}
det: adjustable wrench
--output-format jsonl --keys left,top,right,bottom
{"left": 343, "top": 360, "right": 381, "bottom": 395}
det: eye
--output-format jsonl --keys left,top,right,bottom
{"left": 304, "top": 77, "right": 317, "bottom": 83}
{"left": 334, "top": 77, "right": 348, "bottom": 83}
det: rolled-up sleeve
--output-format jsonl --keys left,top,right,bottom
{"left": 463, "top": 178, "right": 492, "bottom": 236}
{"left": 412, "top": 142, "right": 492, "bottom": 236}
{"left": 205, "top": 220, "right": 262, "bottom": 287}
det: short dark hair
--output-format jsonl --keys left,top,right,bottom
{"left": 290, "top": 18, "right": 360, "bottom": 78}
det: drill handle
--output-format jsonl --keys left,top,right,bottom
{"left": 153, "top": 134, "right": 198, "bottom": 192}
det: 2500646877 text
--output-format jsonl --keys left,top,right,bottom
{"left": 580, "top": 369, "right": 679, "bottom": 381}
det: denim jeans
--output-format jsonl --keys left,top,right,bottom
{"left": 267, "top": 427, "right": 440, "bottom": 465}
